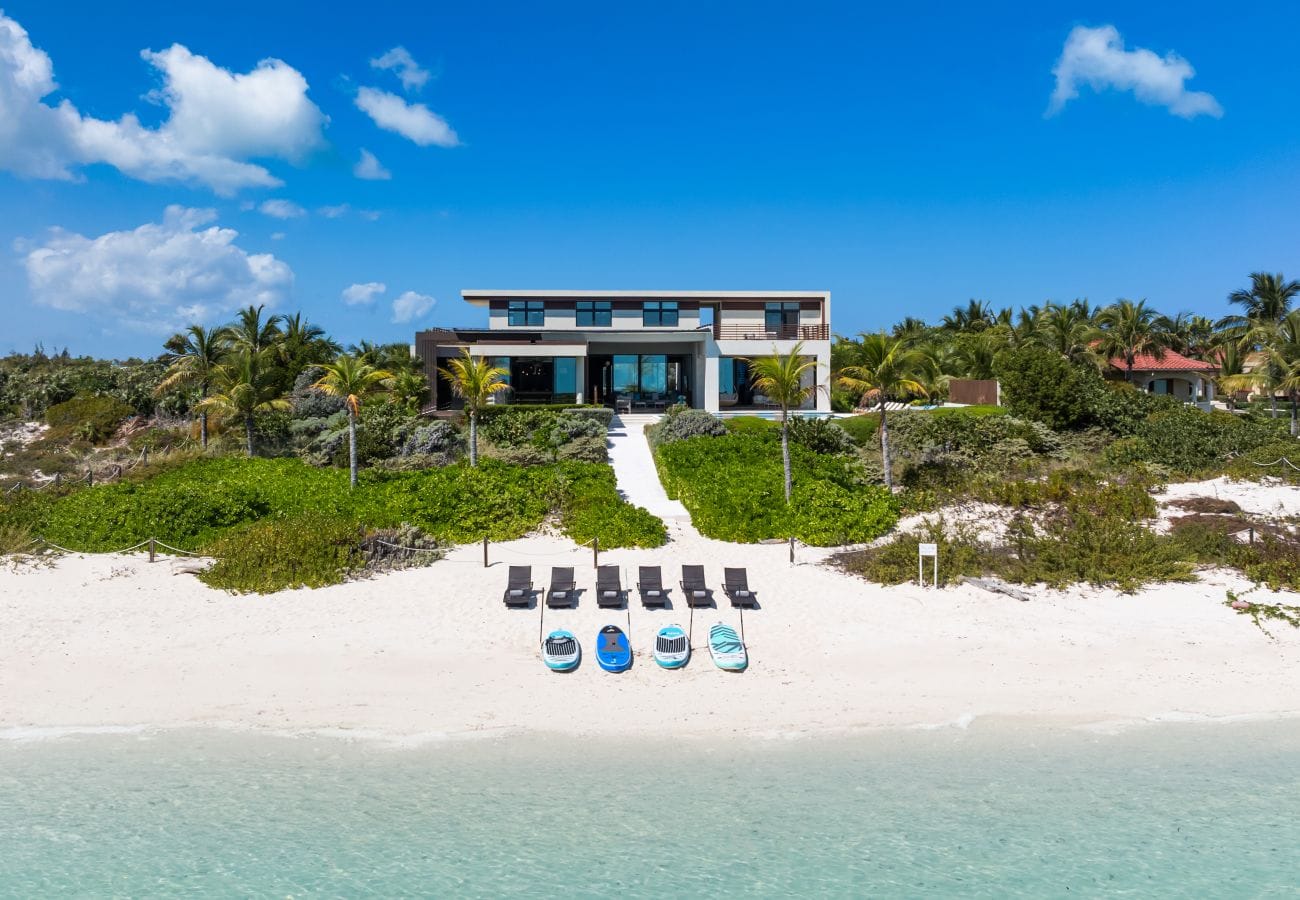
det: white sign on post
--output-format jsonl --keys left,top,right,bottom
{"left": 918, "top": 542, "right": 938, "bottom": 588}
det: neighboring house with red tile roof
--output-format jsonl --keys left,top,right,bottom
{"left": 1105, "top": 349, "right": 1218, "bottom": 409}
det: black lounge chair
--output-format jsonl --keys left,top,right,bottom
{"left": 596, "top": 565, "right": 624, "bottom": 609}
{"left": 547, "top": 566, "right": 577, "bottom": 609}
{"left": 680, "top": 565, "right": 714, "bottom": 608}
{"left": 503, "top": 565, "right": 533, "bottom": 608}
{"left": 637, "top": 565, "right": 670, "bottom": 609}
{"left": 723, "top": 567, "right": 758, "bottom": 609}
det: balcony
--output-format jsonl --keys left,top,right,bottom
{"left": 713, "top": 323, "right": 829, "bottom": 341}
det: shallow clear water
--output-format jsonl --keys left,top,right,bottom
{"left": 2, "top": 722, "right": 1298, "bottom": 897}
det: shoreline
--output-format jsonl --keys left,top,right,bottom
{"left": 4, "top": 515, "right": 1299, "bottom": 746}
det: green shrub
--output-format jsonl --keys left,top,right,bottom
{"left": 1134, "top": 406, "right": 1281, "bottom": 476}
{"left": 200, "top": 514, "right": 365, "bottom": 592}
{"left": 841, "top": 481, "right": 1190, "bottom": 592}
{"left": 555, "top": 462, "right": 666, "bottom": 548}
{"left": 723, "top": 416, "right": 778, "bottom": 438}
{"left": 787, "top": 417, "right": 856, "bottom": 455}
{"left": 44, "top": 395, "right": 134, "bottom": 443}
{"left": 838, "top": 414, "right": 880, "bottom": 446}
{"left": 654, "top": 408, "right": 728, "bottom": 445}
{"left": 996, "top": 347, "right": 1103, "bottom": 431}
{"left": 562, "top": 407, "right": 614, "bottom": 427}
{"left": 1223, "top": 440, "right": 1300, "bottom": 484}
{"left": 656, "top": 433, "right": 898, "bottom": 545}
{"left": 1102, "top": 436, "right": 1153, "bottom": 468}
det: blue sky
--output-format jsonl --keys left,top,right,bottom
{"left": 1, "top": 1, "right": 1297, "bottom": 358}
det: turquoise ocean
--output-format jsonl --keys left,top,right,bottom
{"left": 2, "top": 720, "right": 1298, "bottom": 897}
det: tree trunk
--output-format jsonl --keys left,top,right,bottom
{"left": 780, "top": 413, "right": 792, "bottom": 504}
{"left": 244, "top": 415, "right": 255, "bottom": 458}
{"left": 1291, "top": 392, "right": 1298, "bottom": 437}
{"left": 879, "top": 400, "right": 893, "bottom": 491}
{"left": 469, "top": 410, "right": 478, "bottom": 467}
{"left": 1272, "top": 394, "right": 1279, "bottom": 419}
{"left": 199, "top": 412, "right": 209, "bottom": 450}
{"left": 348, "top": 410, "right": 359, "bottom": 487}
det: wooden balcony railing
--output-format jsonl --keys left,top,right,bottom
{"left": 713, "top": 323, "right": 829, "bottom": 341}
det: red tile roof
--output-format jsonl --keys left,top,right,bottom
{"left": 1108, "top": 349, "right": 1217, "bottom": 372}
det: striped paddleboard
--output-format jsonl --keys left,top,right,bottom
{"left": 653, "top": 624, "right": 690, "bottom": 669}
{"left": 708, "top": 622, "right": 747, "bottom": 672}
{"left": 542, "top": 629, "right": 580, "bottom": 671}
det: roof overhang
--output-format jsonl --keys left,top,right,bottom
{"left": 461, "top": 289, "right": 830, "bottom": 308}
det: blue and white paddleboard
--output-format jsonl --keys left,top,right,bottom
{"left": 542, "top": 629, "right": 580, "bottom": 672}
{"left": 653, "top": 624, "right": 690, "bottom": 669}
{"left": 708, "top": 622, "right": 747, "bottom": 672}
{"left": 596, "top": 625, "right": 632, "bottom": 673}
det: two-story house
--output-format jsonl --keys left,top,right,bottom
{"left": 414, "top": 290, "right": 832, "bottom": 413}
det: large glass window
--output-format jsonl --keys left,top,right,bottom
{"left": 553, "top": 358, "right": 577, "bottom": 395}
{"left": 719, "top": 357, "right": 735, "bottom": 394}
{"left": 612, "top": 355, "right": 640, "bottom": 394}
{"left": 640, "top": 355, "right": 667, "bottom": 393}
{"left": 488, "top": 357, "right": 511, "bottom": 384}
{"left": 507, "top": 300, "right": 544, "bottom": 326}
{"left": 642, "top": 300, "right": 679, "bottom": 327}
{"left": 765, "top": 302, "right": 800, "bottom": 330}
{"left": 576, "top": 300, "right": 611, "bottom": 327}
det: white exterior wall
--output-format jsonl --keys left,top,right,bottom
{"left": 716, "top": 339, "right": 833, "bottom": 412}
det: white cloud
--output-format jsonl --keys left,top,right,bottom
{"left": 270, "top": 231, "right": 286, "bottom": 241}
{"left": 0, "top": 11, "right": 326, "bottom": 194}
{"left": 391, "top": 290, "right": 434, "bottom": 323}
{"left": 22, "top": 206, "right": 293, "bottom": 333}
{"left": 370, "top": 46, "right": 429, "bottom": 92}
{"left": 1048, "top": 25, "right": 1222, "bottom": 119}
{"left": 358, "top": 209, "right": 382, "bottom": 221}
{"left": 258, "top": 198, "right": 306, "bottom": 219}
{"left": 318, "top": 203, "right": 351, "bottom": 218}
{"left": 355, "top": 86, "right": 458, "bottom": 147}
{"left": 353, "top": 147, "right": 392, "bottom": 180}
{"left": 342, "top": 281, "right": 386, "bottom": 306}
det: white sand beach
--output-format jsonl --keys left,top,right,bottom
{"left": 4, "top": 498, "right": 1300, "bottom": 745}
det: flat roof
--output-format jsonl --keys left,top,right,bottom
{"left": 460, "top": 289, "right": 830, "bottom": 307}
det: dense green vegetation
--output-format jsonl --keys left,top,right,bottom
{"left": 652, "top": 419, "right": 898, "bottom": 545}
{"left": 0, "top": 456, "right": 665, "bottom": 591}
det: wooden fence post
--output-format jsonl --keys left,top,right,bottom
{"left": 148, "top": 538, "right": 156, "bottom": 563}
{"left": 482, "top": 535, "right": 488, "bottom": 568}
{"left": 53, "top": 473, "right": 61, "bottom": 488}
{"left": 87, "top": 470, "right": 94, "bottom": 487}
{"left": 593, "top": 536, "right": 599, "bottom": 569}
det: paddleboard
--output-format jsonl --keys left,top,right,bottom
{"left": 596, "top": 624, "right": 632, "bottom": 672}
{"left": 542, "top": 629, "right": 580, "bottom": 671}
{"left": 653, "top": 624, "right": 690, "bottom": 669}
{"left": 708, "top": 622, "right": 747, "bottom": 671}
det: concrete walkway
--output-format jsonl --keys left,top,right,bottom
{"left": 606, "top": 413, "right": 690, "bottom": 520}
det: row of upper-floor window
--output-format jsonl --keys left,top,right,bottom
{"left": 505, "top": 300, "right": 810, "bottom": 327}
{"left": 506, "top": 300, "right": 680, "bottom": 327}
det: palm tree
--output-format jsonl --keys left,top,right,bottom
{"left": 1214, "top": 339, "right": 1247, "bottom": 411}
{"left": 197, "top": 349, "right": 291, "bottom": 457}
{"left": 280, "top": 313, "right": 340, "bottom": 374}
{"left": 439, "top": 350, "right": 509, "bottom": 467}
{"left": 1221, "top": 272, "right": 1300, "bottom": 331}
{"left": 224, "top": 304, "right": 284, "bottom": 357}
{"left": 836, "top": 332, "right": 930, "bottom": 491}
{"left": 313, "top": 356, "right": 394, "bottom": 487}
{"left": 941, "top": 299, "right": 995, "bottom": 333}
{"left": 1231, "top": 311, "right": 1300, "bottom": 435}
{"left": 1094, "top": 299, "right": 1176, "bottom": 382}
{"left": 157, "top": 324, "right": 226, "bottom": 449}
{"left": 746, "top": 343, "right": 820, "bottom": 503}
{"left": 390, "top": 369, "right": 431, "bottom": 415}
{"left": 1037, "top": 301, "right": 1100, "bottom": 366}
{"left": 947, "top": 332, "right": 1001, "bottom": 380}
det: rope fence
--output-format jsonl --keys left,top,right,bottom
{"left": 3, "top": 447, "right": 151, "bottom": 495}
{"left": 1250, "top": 457, "right": 1300, "bottom": 472}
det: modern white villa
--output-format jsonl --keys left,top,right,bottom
{"left": 415, "top": 291, "right": 833, "bottom": 413}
